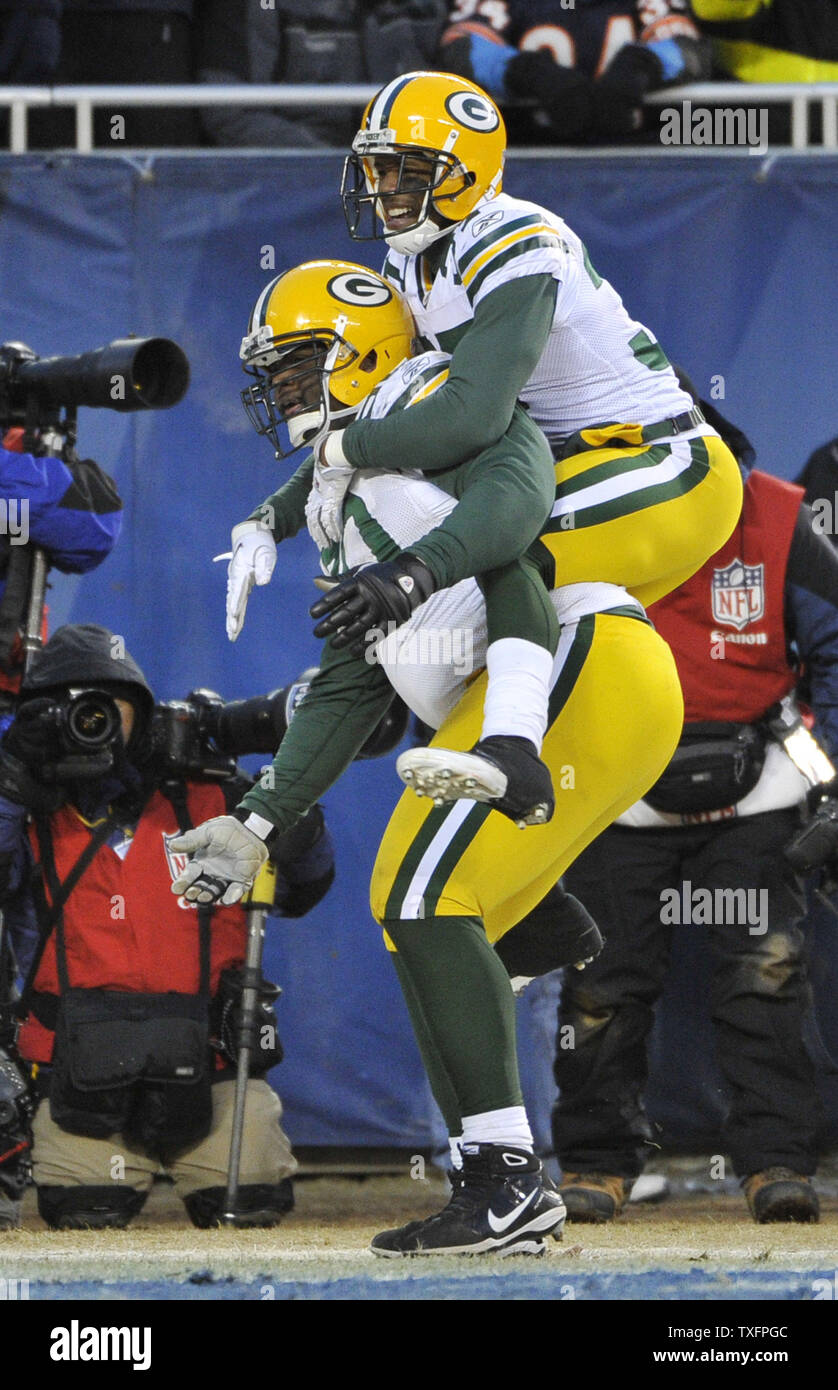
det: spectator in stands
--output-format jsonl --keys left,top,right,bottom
{"left": 53, "top": 1, "right": 198, "bottom": 147}
{"left": 197, "top": 0, "right": 447, "bottom": 149}
{"left": 692, "top": 1, "right": 838, "bottom": 84}
{"left": 438, "top": 0, "right": 712, "bottom": 144}
{"left": 553, "top": 379, "right": 838, "bottom": 1225}
{"left": 0, "top": 1, "right": 62, "bottom": 83}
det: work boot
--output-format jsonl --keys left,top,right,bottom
{"left": 559, "top": 1172, "right": 630, "bottom": 1223}
{"left": 743, "top": 1168, "right": 820, "bottom": 1223}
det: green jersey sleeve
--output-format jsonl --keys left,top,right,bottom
{"left": 341, "top": 275, "right": 557, "bottom": 474}
{"left": 237, "top": 635, "right": 395, "bottom": 834}
{"left": 407, "top": 402, "right": 556, "bottom": 590}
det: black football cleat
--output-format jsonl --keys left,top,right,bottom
{"left": 370, "top": 1143, "right": 566, "bottom": 1257}
{"left": 495, "top": 884, "right": 604, "bottom": 991}
{"left": 396, "top": 735, "right": 555, "bottom": 828}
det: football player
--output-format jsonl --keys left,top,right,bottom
{"left": 235, "top": 261, "right": 561, "bottom": 829}
{"left": 319, "top": 70, "right": 743, "bottom": 808}
{"left": 169, "top": 260, "right": 688, "bottom": 1257}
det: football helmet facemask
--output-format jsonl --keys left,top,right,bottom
{"left": 342, "top": 70, "right": 506, "bottom": 256}
{"left": 240, "top": 261, "right": 417, "bottom": 459}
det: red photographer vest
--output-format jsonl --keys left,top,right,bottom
{"left": 647, "top": 470, "right": 803, "bottom": 722}
{"left": 18, "top": 782, "right": 246, "bottom": 1064}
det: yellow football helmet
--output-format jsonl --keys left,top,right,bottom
{"left": 342, "top": 70, "right": 506, "bottom": 256}
{"left": 240, "top": 260, "right": 417, "bottom": 458}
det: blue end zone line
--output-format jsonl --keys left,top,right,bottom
{"left": 18, "top": 1269, "right": 834, "bottom": 1301}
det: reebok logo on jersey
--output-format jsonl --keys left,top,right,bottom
{"left": 470, "top": 209, "right": 504, "bottom": 238}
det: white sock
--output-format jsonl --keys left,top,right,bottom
{"left": 480, "top": 638, "right": 553, "bottom": 751}
{"left": 449, "top": 1137, "right": 464, "bottom": 1170}
{"left": 460, "top": 1105, "right": 534, "bottom": 1151}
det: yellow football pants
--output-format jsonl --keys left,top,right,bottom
{"left": 540, "top": 431, "right": 743, "bottom": 607}
{"left": 371, "top": 609, "right": 684, "bottom": 942}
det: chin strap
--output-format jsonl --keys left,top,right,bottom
{"left": 385, "top": 215, "right": 453, "bottom": 258}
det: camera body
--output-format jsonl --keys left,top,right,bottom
{"left": 150, "top": 687, "right": 292, "bottom": 782}
{"left": 784, "top": 797, "right": 838, "bottom": 874}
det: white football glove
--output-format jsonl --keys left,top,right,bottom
{"left": 305, "top": 430, "right": 354, "bottom": 550}
{"left": 169, "top": 815, "right": 269, "bottom": 905}
{"left": 225, "top": 519, "right": 277, "bottom": 642}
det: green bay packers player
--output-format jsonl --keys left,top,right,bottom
{"left": 170, "top": 260, "right": 686, "bottom": 1257}
{"left": 313, "top": 69, "right": 743, "bottom": 806}
{"left": 234, "top": 260, "right": 563, "bottom": 828}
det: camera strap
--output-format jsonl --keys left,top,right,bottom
{"left": 0, "top": 544, "right": 34, "bottom": 674}
{"left": 17, "top": 810, "right": 120, "bottom": 1016}
{"left": 159, "top": 780, "right": 211, "bottom": 997}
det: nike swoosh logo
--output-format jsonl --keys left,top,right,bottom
{"left": 487, "top": 1186, "right": 539, "bottom": 1234}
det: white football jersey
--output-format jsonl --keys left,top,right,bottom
{"left": 382, "top": 192, "right": 696, "bottom": 448}
{"left": 316, "top": 350, "right": 643, "bottom": 727}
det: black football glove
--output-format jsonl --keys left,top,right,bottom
{"left": 310, "top": 554, "right": 436, "bottom": 654}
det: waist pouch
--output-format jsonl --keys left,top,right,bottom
{"left": 50, "top": 988, "right": 212, "bottom": 1153}
{"left": 644, "top": 721, "right": 767, "bottom": 814}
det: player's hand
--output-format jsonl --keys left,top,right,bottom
{"left": 310, "top": 555, "right": 436, "bottom": 652}
{"left": 169, "top": 815, "right": 268, "bottom": 905}
{"left": 223, "top": 519, "right": 277, "bottom": 642}
{"left": 2, "top": 698, "right": 63, "bottom": 769}
{"left": 305, "top": 454, "right": 354, "bottom": 550}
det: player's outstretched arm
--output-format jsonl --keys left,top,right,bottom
{"left": 222, "top": 456, "right": 315, "bottom": 640}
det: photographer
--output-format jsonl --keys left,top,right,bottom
{"left": 0, "top": 623, "right": 335, "bottom": 1231}
{"left": 554, "top": 382, "right": 838, "bottom": 1225}
{"left": 0, "top": 333, "right": 189, "bottom": 696}
{"left": 0, "top": 426, "right": 121, "bottom": 696}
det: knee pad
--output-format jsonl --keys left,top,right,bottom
{"left": 37, "top": 1184, "right": 147, "bottom": 1230}
{"left": 184, "top": 1179, "right": 295, "bottom": 1229}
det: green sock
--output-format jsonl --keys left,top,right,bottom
{"left": 391, "top": 954, "right": 462, "bottom": 1135}
{"left": 384, "top": 915, "right": 524, "bottom": 1120}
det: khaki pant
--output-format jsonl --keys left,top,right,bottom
{"left": 32, "top": 1079, "right": 297, "bottom": 1200}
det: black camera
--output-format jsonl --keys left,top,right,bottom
{"left": 0, "top": 338, "right": 189, "bottom": 425}
{"left": 30, "top": 688, "right": 125, "bottom": 782}
{"left": 150, "top": 688, "right": 292, "bottom": 781}
{"left": 784, "top": 797, "right": 838, "bottom": 874}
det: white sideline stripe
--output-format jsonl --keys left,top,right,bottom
{"left": 398, "top": 798, "right": 477, "bottom": 920}
{"left": 551, "top": 444, "right": 693, "bottom": 519}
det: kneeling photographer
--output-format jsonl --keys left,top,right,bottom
{"left": 0, "top": 623, "right": 335, "bottom": 1231}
